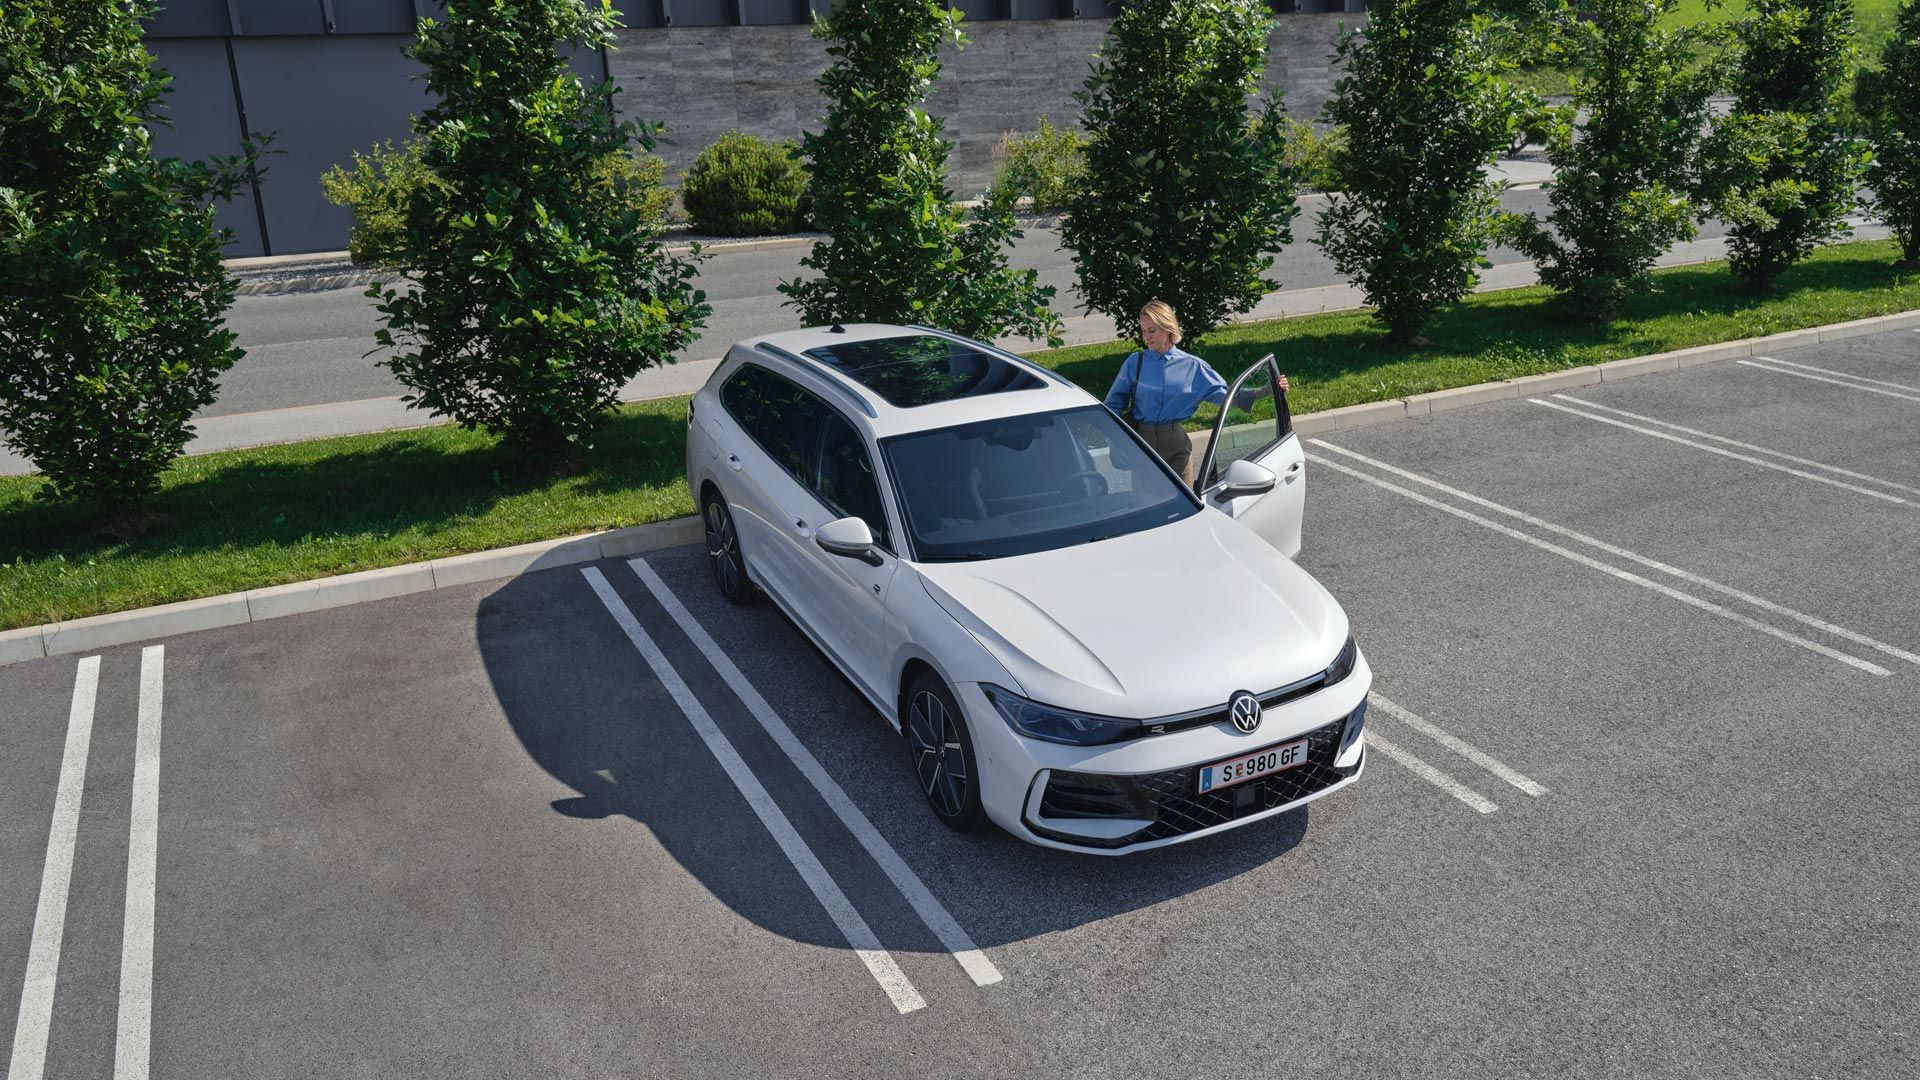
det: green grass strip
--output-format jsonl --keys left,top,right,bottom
{"left": 1, "top": 237, "right": 1914, "bottom": 631}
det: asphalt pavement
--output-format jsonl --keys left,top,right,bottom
{"left": 5, "top": 329, "right": 1915, "bottom": 1078}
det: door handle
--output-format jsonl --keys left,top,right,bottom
{"left": 793, "top": 517, "right": 813, "bottom": 539}
{"left": 727, "top": 453, "right": 742, "bottom": 472}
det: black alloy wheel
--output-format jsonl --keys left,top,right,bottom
{"left": 704, "top": 494, "right": 753, "bottom": 605}
{"left": 905, "top": 671, "right": 985, "bottom": 832}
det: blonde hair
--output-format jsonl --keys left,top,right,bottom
{"left": 1138, "top": 300, "right": 1183, "bottom": 345}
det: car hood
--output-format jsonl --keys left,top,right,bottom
{"left": 914, "top": 510, "right": 1349, "bottom": 719}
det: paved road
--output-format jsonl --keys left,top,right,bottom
{"left": 5, "top": 329, "right": 1915, "bottom": 1077}
{"left": 0, "top": 179, "right": 1891, "bottom": 475}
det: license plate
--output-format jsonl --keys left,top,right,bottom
{"left": 1195, "top": 738, "right": 1310, "bottom": 794}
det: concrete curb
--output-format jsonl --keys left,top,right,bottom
{"left": 3, "top": 307, "right": 1915, "bottom": 667}
{"left": 0, "top": 516, "right": 702, "bottom": 665}
{"left": 229, "top": 234, "right": 819, "bottom": 296}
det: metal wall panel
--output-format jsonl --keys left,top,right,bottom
{"left": 611, "top": 0, "right": 662, "bottom": 29}
{"left": 144, "top": 0, "right": 233, "bottom": 38}
{"left": 146, "top": 39, "right": 267, "bottom": 257}
{"left": 234, "top": 0, "right": 326, "bottom": 35}
{"left": 231, "top": 35, "right": 428, "bottom": 253}
{"left": 950, "top": 0, "right": 996, "bottom": 21}
{"left": 666, "top": 0, "right": 731, "bottom": 25}
{"left": 328, "top": 0, "right": 416, "bottom": 34}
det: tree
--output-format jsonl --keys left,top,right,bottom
{"left": 0, "top": 0, "right": 259, "bottom": 522}
{"left": 1504, "top": 0, "right": 1723, "bottom": 321}
{"left": 1702, "top": 0, "right": 1870, "bottom": 290}
{"left": 779, "top": 0, "right": 1061, "bottom": 345}
{"left": 370, "top": 0, "right": 709, "bottom": 462}
{"left": 1317, "top": 0, "right": 1521, "bottom": 345}
{"left": 1059, "top": 0, "right": 1298, "bottom": 345}
{"left": 1859, "top": 0, "right": 1920, "bottom": 266}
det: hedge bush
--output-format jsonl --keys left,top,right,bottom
{"left": 780, "top": 0, "right": 1060, "bottom": 346}
{"left": 1062, "top": 0, "right": 1298, "bottom": 344}
{"left": 0, "top": 0, "right": 259, "bottom": 518}
{"left": 368, "top": 0, "right": 708, "bottom": 461}
{"left": 324, "top": 138, "right": 671, "bottom": 267}
{"left": 680, "top": 130, "right": 808, "bottom": 236}
{"left": 1859, "top": 0, "right": 1920, "bottom": 265}
{"left": 1283, "top": 119, "right": 1344, "bottom": 193}
{"left": 991, "top": 117, "right": 1087, "bottom": 214}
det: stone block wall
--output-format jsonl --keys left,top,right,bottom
{"left": 608, "top": 12, "right": 1364, "bottom": 196}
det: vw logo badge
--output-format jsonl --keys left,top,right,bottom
{"left": 1228, "top": 690, "right": 1262, "bottom": 734}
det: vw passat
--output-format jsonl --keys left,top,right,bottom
{"left": 685, "top": 324, "right": 1371, "bottom": 853}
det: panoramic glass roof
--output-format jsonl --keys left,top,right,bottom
{"left": 803, "top": 334, "right": 1045, "bottom": 408}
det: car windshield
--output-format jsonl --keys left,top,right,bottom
{"left": 880, "top": 405, "right": 1198, "bottom": 561}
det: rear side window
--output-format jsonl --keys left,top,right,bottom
{"left": 719, "top": 364, "right": 771, "bottom": 432}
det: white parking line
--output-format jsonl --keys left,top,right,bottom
{"left": 113, "top": 646, "right": 164, "bottom": 1080}
{"left": 1550, "top": 395, "right": 1920, "bottom": 497}
{"left": 1529, "top": 398, "right": 1909, "bottom": 505}
{"left": 1738, "top": 359, "right": 1920, "bottom": 403}
{"left": 581, "top": 568, "right": 927, "bottom": 1015}
{"left": 1368, "top": 694, "right": 1547, "bottom": 797}
{"left": 1311, "top": 440, "right": 1920, "bottom": 670}
{"left": 1305, "top": 451, "right": 1891, "bottom": 676}
{"left": 1751, "top": 355, "right": 1920, "bottom": 394}
{"left": 1364, "top": 733, "right": 1499, "bottom": 814}
{"left": 629, "top": 559, "right": 1003, "bottom": 988}
{"left": 8, "top": 656, "right": 100, "bottom": 1080}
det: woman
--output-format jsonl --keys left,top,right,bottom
{"left": 1103, "top": 300, "right": 1288, "bottom": 485}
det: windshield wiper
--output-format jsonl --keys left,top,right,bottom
{"left": 918, "top": 552, "right": 996, "bottom": 562}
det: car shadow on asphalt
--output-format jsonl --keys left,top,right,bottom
{"left": 477, "top": 552, "right": 1317, "bottom": 954}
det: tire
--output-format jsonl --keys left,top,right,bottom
{"left": 904, "top": 671, "right": 986, "bottom": 833}
{"left": 703, "top": 492, "right": 754, "bottom": 605}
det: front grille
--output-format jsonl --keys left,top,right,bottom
{"left": 1029, "top": 713, "right": 1360, "bottom": 849}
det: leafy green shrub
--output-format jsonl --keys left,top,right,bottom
{"left": 1317, "top": 0, "right": 1521, "bottom": 345}
{"left": 780, "top": 0, "right": 1060, "bottom": 345}
{"left": 0, "top": 0, "right": 259, "bottom": 518}
{"left": 1503, "top": 0, "right": 1724, "bottom": 322}
{"left": 681, "top": 130, "right": 808, "bottom": 236}
{"left": 1282, "top": 119, "right": 1344, "bottom": 193}
{"left": 1859, "top": 0, "right": 1920, "bottom": 265}
{"left": 992, "top": 117, "right": 1087, "bottom": 214}
{"left": 321, "top": 140, "right": 445, "bottom": 267}
{"left": 369, "top": 0, "right": 709, "bottom": 461}
{"left": 1702, "top": 0, "right": 1871, "bottom": 289}
{"left": 324, "top": 138, "right": 670, "bottom": 267}
{"left": 1061, "top": 0, "right": 1298, "bottom": 344}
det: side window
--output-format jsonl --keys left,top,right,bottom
{"left": 1205, "top": 361, "right": 1288, "bottom": 490}
{"left": 753, "top": 371, "right": 828, "bottom": 482}
{"left": 814, "top": 412, "right": 892, "bottom": 550}
{"left": 719, "top": 364, "right": 769, "bottom": 433}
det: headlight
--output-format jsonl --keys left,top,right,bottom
{"left": 981, "top": 684, "right": 1140, "bottom": 746}
{"left": 1323, "top": 635, "right": 1358, "bottom": 686}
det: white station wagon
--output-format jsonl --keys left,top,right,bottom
{"left": 684, "top": 324, "right": 1371, "bottom": 853}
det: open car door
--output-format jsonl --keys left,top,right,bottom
{"left": 1195, "top": 354, "right": 1305, "bottom": 557}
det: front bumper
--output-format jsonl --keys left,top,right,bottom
{"left": 961, "top": 652, "right": 1372, "bottom": 854}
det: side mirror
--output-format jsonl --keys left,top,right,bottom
{"left": 1217, "top": 458, "right": 1277, "bottom": 499}
{"left": 814, "top": 516, "right": 883, "bottom": 566}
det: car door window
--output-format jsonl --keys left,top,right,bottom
{"left": 1203, "top": 356, "right": 1292, "bottom": 491}
{"left": 813, "top": 411, "right": 892, "bottom": 550}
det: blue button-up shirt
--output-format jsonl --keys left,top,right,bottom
{"left": 1103, "top": 346, "right": 1229, "bottom": 425}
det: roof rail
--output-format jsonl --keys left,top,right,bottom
{"left": 753, "top": 342, "right": 880, "bottom": 418}
{"left": 905, "top": 323, "right": 1074, "bottom": 387}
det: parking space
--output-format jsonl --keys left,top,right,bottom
{"left": 5, "top": 330, "right": 1917, "bottom": 1078}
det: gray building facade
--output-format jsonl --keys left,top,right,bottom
{"left": 143, "top": 1, "right": 1367, "bottom": 257}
